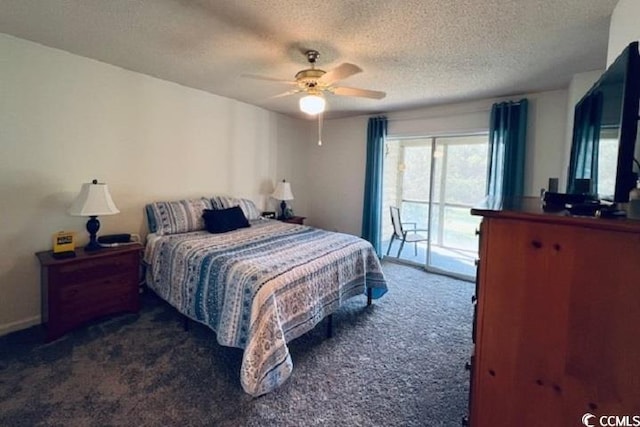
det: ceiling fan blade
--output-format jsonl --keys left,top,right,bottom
{"left": 241, "top": 74, "right": 297, "bottom": 85}
{"left": 269, "top": 89, "right": 300, "bottom": 99}
{"left": 318, "top": 63, "right": 362, "bottom": 85}
{"left": 332, "top": 86, "right": 386, "bottom": 99}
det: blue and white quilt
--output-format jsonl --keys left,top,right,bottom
{"left": 144, "top": 219, "right": 388, "bottom": 396}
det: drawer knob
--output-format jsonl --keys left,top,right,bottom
{"left": 462, "top": 416, "right": 469, "bottom": 426}
{"left": 465, "top": 361, "right": 472, "bottom": 371}
{"left": 531, "top": 240, "right": 543, "bottom": 249}
{"left": 471, "top": 295, "right": 477, "bottom": 303}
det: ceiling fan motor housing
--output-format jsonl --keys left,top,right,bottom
{"left": 295, "top": 50, "right": 327, "bottom": 90}
{"left": 295, "top": 68, "right": 326, "bottom": 89}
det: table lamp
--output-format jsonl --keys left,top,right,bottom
{"left": 68, "top": 179, "right": 120, "bottom": 251}
{"left": 271, "top": 179, "right": 294, "bottom": 219}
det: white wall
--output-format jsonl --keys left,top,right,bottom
{"left": 306, "top": 89, "right": 569, "bottom": 235}
{"left": 607, "top": 0, "right": 640, "bottom": 66}
{"left": 0, "top": 34, "right": 308, "bottom": 335}
{"left": 526, "top": 90, "right": 569, "bottom": 195}
{"left": 272, "top": 116, "right": 312, "bottom": 217}
{"left": 387, "top": 102, "right": 489, "bottom": 137}
{"left": 305, "top": 116, "right": 369, "bottom": 234}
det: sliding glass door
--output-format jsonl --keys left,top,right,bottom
{"left": 382, "top": 135, "right": 488, "bottom": 280}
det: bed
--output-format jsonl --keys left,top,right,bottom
{"left": 143, "top": 197, "right": 388, "bottom": 396}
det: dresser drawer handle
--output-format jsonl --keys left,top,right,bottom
{"left": 531, "top": 240, "right": 543, "bottom": 249}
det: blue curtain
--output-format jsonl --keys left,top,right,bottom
{"left": 362, "top": 116, "right": 387, "bottom": 257}
{"left": 486, "top": 99, "right": 528, "bottom": 198}
{"left": 566, "top": 92, "right": 603, "bottom": 194}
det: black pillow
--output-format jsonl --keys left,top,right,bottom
{"left": 202, "top": 206, "right": 250, "bottom": 233}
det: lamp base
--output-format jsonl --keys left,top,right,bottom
{"left": 85, "top": 216, "right": 102, "bottom": 252}
{"left": 278, "top": 200, "right": 287, "bottom": 220}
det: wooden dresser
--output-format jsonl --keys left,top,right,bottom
{"left": 469, "top": 197, "right": 640, "bottom": 426}
{"left": 36, "top": 244, "right": 142, "bottom": 342}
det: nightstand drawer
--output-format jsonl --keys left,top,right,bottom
{"left": 52, "top": 253, "right": 137, "bottom": 286}
{"left": 59, "top": 293, "right": 136, "bottom": 324}
{"left": 57, "top": 273, "right": 135, "bottom": 305}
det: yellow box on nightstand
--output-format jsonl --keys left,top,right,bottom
{"left": 52, "top": 231, "right": 75, "bottom": 254}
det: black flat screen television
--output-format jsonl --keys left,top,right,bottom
{"left": 567, "top": 41, "right": 640, "bottom": 203}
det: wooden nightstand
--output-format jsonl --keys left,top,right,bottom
{"left": 36, "top": 244, "right": 142, "bottom": 342}
{"left": 279, "top": 216, "right": 306, "bottom": 225}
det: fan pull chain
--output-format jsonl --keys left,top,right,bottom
{"left": 318, "top": 113, "right": 323, "bottom": 146}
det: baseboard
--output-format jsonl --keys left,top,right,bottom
{"left": 0, "top": 315, "right": 42, "bottom": 337}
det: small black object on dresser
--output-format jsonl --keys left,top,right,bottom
{"left": 278, "top": 216, "right": 306, "bottom": 225}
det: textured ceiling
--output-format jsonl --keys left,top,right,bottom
{"left": 0, "top": 0, "right": 618, "bottom": 119}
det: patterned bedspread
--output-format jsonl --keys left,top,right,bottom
{"left": 144, "top": 220, "right": 388, "bottom": 396}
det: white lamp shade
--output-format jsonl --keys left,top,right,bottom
{"left": 68, "top": 182, "right": 120, "bottom": 216}
{"left": 271, "top": 181, "right": 294, "bottom": 201}
{"left": 299, "top": 94, "right": 326, "bottom": 115}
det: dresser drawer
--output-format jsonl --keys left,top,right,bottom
{"left": 51, "top": 253, "right": 138, "bottom": 286}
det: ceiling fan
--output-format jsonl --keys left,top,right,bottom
{"left": 244, "top": 50, "right": 386, "bottom": 115}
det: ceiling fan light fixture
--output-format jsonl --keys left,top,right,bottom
{"left": 299, "top": 94, "right": 326, "bottom": 115}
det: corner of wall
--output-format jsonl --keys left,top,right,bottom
{"left": 607, "top": 0, "right": 640, "bottom": 66}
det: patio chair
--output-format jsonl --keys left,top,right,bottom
{"left": 386, "top": 206, "right": 429, "bottom": 258}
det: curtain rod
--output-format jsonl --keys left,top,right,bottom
{"left": 387, "top": 107, "right": 491, "bottom": 122}
{"left": 385, "top": 98, "right": 526, "bottom": 123}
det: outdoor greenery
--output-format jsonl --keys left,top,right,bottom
{"left": 402, "top": 139, "right": 488, "bottom": 206}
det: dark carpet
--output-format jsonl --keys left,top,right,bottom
{"left": 0, "top": 262, "right": 473, "bottom": 426}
